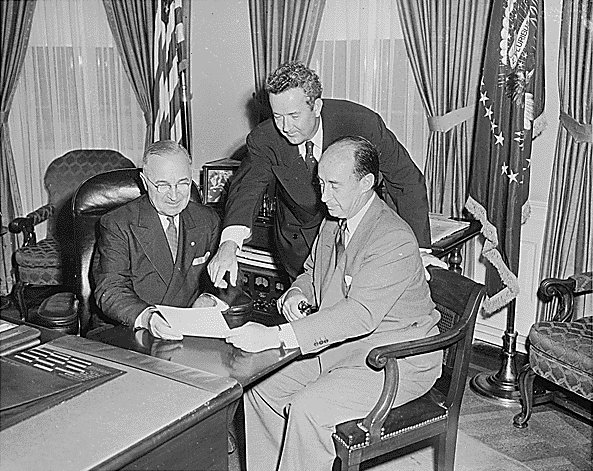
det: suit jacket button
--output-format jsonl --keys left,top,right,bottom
{"left": 292, "top": 234, "right": 298, "bottom": 240}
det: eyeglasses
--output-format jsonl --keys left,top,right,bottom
{"left": 143, "top": 174, "right": 191, "bottom": 194}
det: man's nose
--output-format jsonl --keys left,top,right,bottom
{"left": 282, "top": 117, "right": 292, "bottom": 132}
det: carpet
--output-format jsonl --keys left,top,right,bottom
{"left": 364, "top": 430, "right": 533, "bottom": 471}
{"left": 228, "top": 430, "right": 533, "bottom": 470}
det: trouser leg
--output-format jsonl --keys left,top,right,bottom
{"left": 244, "top": 357, "right": 321, "bottom": 471}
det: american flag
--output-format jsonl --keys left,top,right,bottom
{"left": 153, "top": 0, "right": 187, "bottom": 145}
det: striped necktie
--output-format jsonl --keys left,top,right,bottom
{"left": 304, "top": 141, "right": 317, "bottom": 174}
{"left": 166, "top": 216, "right": 178, "bottom": 261}
{"left": 335, "top": 219, "right": 347, "bottom": 266}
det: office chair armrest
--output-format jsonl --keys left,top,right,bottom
{"left": 8, "top": 204, "right": 54, "bottom": 246}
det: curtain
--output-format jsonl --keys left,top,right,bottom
{"left": 310, "top": 0, "right": 427, "bottom": 168}
{"left": 8, "top": 0, "right": 145, "bottom": 230}
{"left": 537, "top": 0, "right": 592, "bottom": 321}
{"left": 0, "top": 0, "right": 37, "bottom": 297}
{"left": 395, "top": 0, "right": 490, "bottom": 217}
{"left": 249, "top": 0, "right": 326, "bottom": 120}
{"left": 103, "top": 0, "right": 154, "bottom": 148}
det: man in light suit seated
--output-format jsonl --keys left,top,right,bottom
{"left": 225, "top": 136, "right": 443, "bottom": 471}
{"left": 93, "top": 140, "right": 220, "bottom": 340}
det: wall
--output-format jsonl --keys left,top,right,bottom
{"left": 189, "top": 0, "right": 255, "bottom": 179}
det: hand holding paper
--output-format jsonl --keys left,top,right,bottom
{"left": 156, "top": 294, "right": 231, "bottom": 338}
{"left": 225, "top": 322, "right": 280, "bottom": 352}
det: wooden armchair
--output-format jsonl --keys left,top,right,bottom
{"left": 513, "top": 272, "right": 592, "bottom": 428}
{"left": 9, "top": 150, "right": 134, "bottom": 319}
{"left": 332, "top": 266, "right": 485, "bottom": 471}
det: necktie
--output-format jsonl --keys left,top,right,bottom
{"left": 304, "top": 141, "right": 317, "bottom": 174}
{"left": 166, "top": 216, "right": 178, "bottom": 261}
{"left": 335, "top": 219, "right": 347, "bottom": 267}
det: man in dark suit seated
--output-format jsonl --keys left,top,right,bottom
{"left": 208, "top": 61, "right": 433, "bottom": 286}
{"left": 93, "top": 140, "right": 220, "bottom": 340}
{"left": 225, "top": 137, "right": 442, "bottom": 471}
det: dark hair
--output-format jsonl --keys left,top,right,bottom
{"left": 143, "top": 140, "right": 192, "bottom": 167}
{"left": 330, "top": 136, "right": 379, "bottom": 189}
{"left": 265, "top": 61, "right": 322, "bottom": 109}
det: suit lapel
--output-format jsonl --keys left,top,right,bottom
{"left": 131, "top": 197, "right": 174, "bottom": 284}
{"left": 317, "top": 197, "right": 384, "bottom": 300}
{"left": 162, "top": 209, "right": 205, "bottom": 302}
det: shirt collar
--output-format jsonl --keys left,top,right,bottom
{"left": 344, "top": 193, "right": 376, "bottom": 245}
{"left": 297, "top": 117, "right": 323, "bottom": 160}
{"left": 158, "top": 213, "right": 180, "bottom": 231}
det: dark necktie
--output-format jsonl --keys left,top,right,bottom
{"left": 304, "top": 141, "right": 317, "bottom": 174}
{"left": 166, "top": 216, "right": 178, "bottom": 261}
{"left": 335, "top": 219, "right": 347, "bottom": 267}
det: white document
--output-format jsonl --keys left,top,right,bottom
{"left": 156, "top": 298, "right": 231, "bottom": 338}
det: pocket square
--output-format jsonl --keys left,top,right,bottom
{"left": 192, "top": 251, "right": 210, "bottom": 265}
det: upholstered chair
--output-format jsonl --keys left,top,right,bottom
{"left": 513, "top": 272, "right": 592, "bottom": 428}
{"left": 9, "top": 150, "right": 135, "bottom": 319}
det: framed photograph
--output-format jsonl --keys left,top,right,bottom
{"left": 201, "top": 158, "right": 241, "bottom": 205}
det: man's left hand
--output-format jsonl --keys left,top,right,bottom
{"left": 420, "top": 251, "right": 448, "bottom": 280}
{"left": 225, "top": 322, "right": 280, "bottom": 352}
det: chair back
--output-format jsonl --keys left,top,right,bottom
{"left": 72, "top": 168, "right": 201, "bottom": 336}
{"left": 428, "top": 266, "right": 485, "bottom": 407}
{"left": 44, "top": 149, "right": 135, "bottom": 238}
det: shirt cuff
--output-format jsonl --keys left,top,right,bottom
{"left": 220, "top": 225, "right": 251, "bottom": 250}
{"left": 419, "top": 248, "right": 433, "bottom": 253}
{"left": 278, "top": 324, "right": 299, "bottom": 349}
{"left": 134, "top": 307, "right": 154, "bottom": 330}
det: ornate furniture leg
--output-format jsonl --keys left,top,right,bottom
{"left": 513, "top": 363, "right": 536, "bottom": 428}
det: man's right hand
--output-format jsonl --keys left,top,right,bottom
{"left": 277, "top": 288, "right": 310, "bottom": 322}
{"left": 208, "top": 240, "right": 239, "bottom": 288}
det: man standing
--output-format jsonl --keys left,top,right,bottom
{"left": 208, "top": 61, "right": 431, "bottom": 285}
{"left": 225, "top": 137, "right": 442, "bottom": 470}
{"left": 94, "top": 140, "right": 220, "bottom": 339}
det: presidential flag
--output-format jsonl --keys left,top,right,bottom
{"left": 465, "top": 0, "right": 545, "bottom": 313}
{"left": 154, "top": 0, "right": 186, "bottom": 145}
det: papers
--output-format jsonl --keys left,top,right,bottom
{"left": 156, "top": 298, "right": 231, "bottom": 338}
{"left": 429, "top": 213, "right": 471, "bottom": 244}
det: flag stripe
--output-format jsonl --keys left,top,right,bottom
{"left": 154, "top": 0, "right": 184, "bottom": 144}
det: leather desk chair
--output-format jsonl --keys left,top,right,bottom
{"left": 9, "top": 150, "right": 134, "bottom": 319}
{"left": 332, "top": 267, "right": 486, "bottom": 471}
{"left": 72, "top": 168, "right": 252, "bottom": 337}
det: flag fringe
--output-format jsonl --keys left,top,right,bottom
{"left": 465, "top": 196, "right": 521, "bottom": 314}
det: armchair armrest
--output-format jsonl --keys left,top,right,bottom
{"left": 9, "top": 204, "right": 54, "bottom": 246}
{"left": 360, "top": 312, "right": 474, "bottom": 441}
{"left": 539, "top": 272, "right": 592, "bottom": 322}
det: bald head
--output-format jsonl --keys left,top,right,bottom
{"left": 317, "top": 137, "right": 377, "bottom": 219}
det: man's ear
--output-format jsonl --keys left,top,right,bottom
{"left": 360, "top": 173, "right": 375, "bottom": 192}
{"left": 139, "top": 171, "right": 148, "bottom": 191}
{"left": 313, "top": 98, "right": 323, "bottom": 117}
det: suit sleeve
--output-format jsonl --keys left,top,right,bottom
{"left": 93, "top": 216, "right": 151, "bottom": 327}
{"left": 371, "top": 113, "right": 432, "bottom": 248}
{"left": 222, "top": 131, "right": 275, "bottom": 230}
{"left": 291, "top": 227, "right": 424, "bottom": 355}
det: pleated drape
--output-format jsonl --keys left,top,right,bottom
{"left": 0, "top": 0, "right": 37, "bottom": 297}
{"left": 395, "top": 0, "right": 489, "bottom": 217}
{"left": 537, "top": 0, "right": 592, "bottom": 321}
{"left": 103, "top": 0, "right": 154, "bottom": 148}
{"left": 249, "top": 0, "right": 326, "bottom": 121}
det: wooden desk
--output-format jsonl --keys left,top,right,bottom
{"left": 0, "top": 335, "right": 242, "bottom": 471}
{"left": 88, "top": 316, "right": 300, "bottom": 389}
